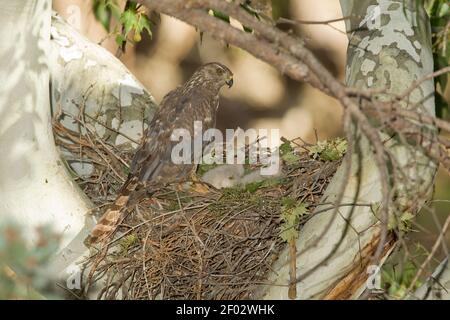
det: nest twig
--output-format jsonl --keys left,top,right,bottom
{"left": 53, "top": 113, "right": 339, "bottom": 300}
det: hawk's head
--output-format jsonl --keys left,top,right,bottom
{"left": 188, "top": 62, "right": 233, "bottom": 91}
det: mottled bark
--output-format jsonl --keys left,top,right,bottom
{"left": 50, "top": 12, "right": 158, "bottom": 176}
{"left": 0, "top": 0, "right": 94, "bottom": 278}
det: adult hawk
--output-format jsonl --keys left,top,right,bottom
{"left": 84, "top": 62, "right": 233, "bottom": 246}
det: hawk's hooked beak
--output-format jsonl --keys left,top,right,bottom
{"left": 226, "top": 77, "right": 233, "bottom": 88}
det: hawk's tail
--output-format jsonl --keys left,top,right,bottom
{"left": 84, "top": 176, "right": 140, "bottom": 247}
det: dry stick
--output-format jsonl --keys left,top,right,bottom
{"left": 192, "top": 0, "right": 330, "bottom": 84}
{"left": 59, "top": 113, "right": 127, "bottom": 181}
{"left": 345, "top": 104, "right": 391, "bottom": 267}
{"left": 149, "top": 0, "right": 446, "bottom": 177}
{"left": 82, "top": 145, "right": 338, "bottom": 299}
{"left": 142, "top": 228, "right": 153, "bottom": 300}
{"left": 362, "top": 104, "right": 450, "bottom": 173}
{"left": 197, "top": 0, "right": 437, "bottom": 189}
{"left": 82, "top": 111, "right": 140, "bottom": 145}
{"left": 276, "top": 17, "right": 349, "bottom": 35}
{"left": 288, "top": 239, "right": 297, "bottom": 299}
{"left": 277, "top": 15, "right": 354, "bottom": 25}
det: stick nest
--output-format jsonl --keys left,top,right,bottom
{"left": 53, "top": 118, "right": 340, "bottom": 300}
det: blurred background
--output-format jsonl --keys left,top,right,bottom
{"left": 53, "top": 0, "right": 450, "bottom": 281}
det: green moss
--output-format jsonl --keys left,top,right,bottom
{"left": 197, "top": 163, "right": 219, "bottom": 176}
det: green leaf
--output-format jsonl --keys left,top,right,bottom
{"left": 108, "top": 2, "right": 122, "bottom": 19}
{"left": 119, "top": 233, "right": 137, "bottom": 253}
{"left": 0, "top": 223, "right": 61, "bottom": 299}
{"left": 279, "top": 141, "right": 293, "bottom": 155}
{"left": 115, "top": 33, "right": 126, "bottom": 47}
{"left": 120, "top": 9, "right": 139, "bottom": 34}
{"left": 293, "top": 203, "right": 308, "bottom": 217}
{"left": 279, "top": 140, "right": 301, "bottom": 164}
{"left": 279, "top": 202, "right": 307, "bottom": 242}
{"left": 197, "top": 162, "right": 219, "bottom": 176}
{"left": 136, "top": 15, "right": 152, "bottom": 36}
{"left": 308, "top": 138, "right": 347, "bottom": 161}
{"left": 400, "top": 211, "right": 414, "bottom": 223}
{"left": 279, "top": 227, "right": 298, "bottom": 242}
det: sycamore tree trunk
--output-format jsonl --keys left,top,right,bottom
{"left": 50, "top": 13, "right": 158, "bottom": 177}
{"left": 261, "top": 0, "right": 437, "bottom": 299}
{"left": 0, "top": 0, "right": 95, "bottom": 279}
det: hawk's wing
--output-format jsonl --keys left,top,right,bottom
{"left": 130, "top": 89, "right": 179, "bottom": 181}
{"left": 130, "top": 88, "right": 218, "bottom": 183}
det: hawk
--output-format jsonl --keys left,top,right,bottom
{"left": 84, "top": 62, "right": 233, "bottom": 246}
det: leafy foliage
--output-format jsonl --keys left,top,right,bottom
{"left": 206, "top": 1, "right": 289, "bottom": 35}
{"left": 93, "top": 0, "right": 121, "bottom": 31}
{"left": 92, "top": 0, "right": 153, "bottom": 51}
{"left": 0, "top": 224, "right": 60, "bottom": 299}
{"left": 388, "top": 211, "right": 415, "bottom": 232}
{"left": 279, "top": 197, "right": 308, "bottom": 242}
